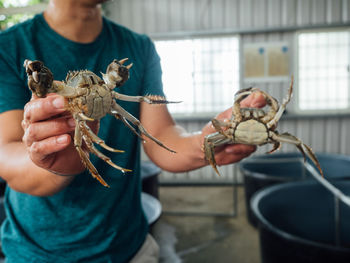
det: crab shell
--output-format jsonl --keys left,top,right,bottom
{"left": 234, "top": 110, "right": 269, "bottom": 145}
{"left": 63, "top": 71, "right": 115, "bottom": 120}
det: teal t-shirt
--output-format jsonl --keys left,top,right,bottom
{"left": 0, "top": 14, "right": 164, "bottom": 262}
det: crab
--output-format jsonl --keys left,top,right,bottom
{"left": 204, "top": 77, "right": 324, "bottom": 177}
{"left": 24, "top": 58, "right": 176, "bottom": 187}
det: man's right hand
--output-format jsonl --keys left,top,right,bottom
{"left": 21, "top": 94, "right": 86, "bottom": 176}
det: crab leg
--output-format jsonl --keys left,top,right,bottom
{"left": 232, "top": 88, "right": 257, "bottom": 122}
{"left": 270, "top": 131, "right": 323, "bottom": 177}
{"left": 111, "top": 112, "right": 146, "bottom": 142}
{"left": 79, "top": 123, "right": 132, "bottom": 173}
{"left": 266, "top": 141, "right": 281, "bottom": 154}
{"left": 112, "top": 91, "right": 179, "bottom": 104}
{"left": 260, "top": 93, "right": 279, "bottom": 123}
{"left": 267, "top": 76, "right": 294, "bottom": 128}
{"left": 80, "top": 121, "right": 125, "bottom": 153}
{"left": 78, "top": 113, "right": 94, "bottom": 121}
{"left": 234, "top": 87, "right": 279, "bottom": 124}
{"left": 204, "top": 132, "right": 232, "bottom": 176}
{"left": 112, "top": 101, "right": 176, "bottom": 153}
{"left": 69, "top": 104, "right": 124, "bottom": 153}
{"left": 74, "top": 121, "right": 110, "bottom": 187}
{"left": 211, "top": 118, "right": 234, "bottom": 138}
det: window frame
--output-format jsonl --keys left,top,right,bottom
{"left": 294, "top": 27, "right": 350, "bottom": 115}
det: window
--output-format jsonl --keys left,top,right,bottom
{"left": 155, "top": 36, "right": 240, "bottom": 116}
{"left": 297, "top": 30, "right": 350, "bottom": 112}
{"left": 0, "top": 0, "right": 48, "bottom": 30}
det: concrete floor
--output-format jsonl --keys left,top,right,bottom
{"left": 151, "top": 186, "right": 260, "bottom": 263}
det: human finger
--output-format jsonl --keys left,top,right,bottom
{"left": 213, "top": 144, "right": 256, "bottom": 165}
{"left": 24, "top": 95, "right": 66, "bottom": 123}
{"left": 23, "top": 116, "right": 76, "bottom": 146}
{"left": 201, "top": 108, "right": 232, "bottom": 137}
{"left": 240, "top": 91, "right": 266, "bottom": 108}
{"left": 224, "top": 144, "right": 256, "bottom": 154}
{"left": 29, "top": 134, "right": 72, "bottom": 164}
{"left": 215, "top": 107, "right": 232, "bottom": 120}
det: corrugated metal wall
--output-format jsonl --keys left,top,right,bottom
{"left": 105, "top": 0, "right": 350, "bottom": 33}
{"left": 104, "top": 0, "right": 350, "bottom": 183}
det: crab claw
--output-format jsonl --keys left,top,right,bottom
{"left": 23, "top": 59, "right": 32, "bottom": 69}
{"left": 119, "top": 58, "right": 128, "bottom": 64}
{"left": 32, "top": 71, "right": 39, "bottom": 82}
{"left": 103, "top": 59, "right": 131, "bottom": 89}
{"left": 23, "top": 59, "right": 54, "bottom": 98}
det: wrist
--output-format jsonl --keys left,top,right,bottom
{"left": 193, "top": 130, "right": 209, "bottom": 167}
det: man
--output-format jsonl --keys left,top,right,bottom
{"left": 0, "top": 0, "right": 265, "bottom": 262}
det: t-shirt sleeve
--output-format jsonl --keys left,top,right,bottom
{"left": 0, "top": 34, "right": 31, "bottom": 114}
{"left": 140, "top": 37, "right": 165, "bottom": 98}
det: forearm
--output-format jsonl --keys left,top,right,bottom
{"left": 0, "top": 141, "right": 74, "bottom": 196}
{"left": 143, "top": 124, "right": 207, "bottom": 173}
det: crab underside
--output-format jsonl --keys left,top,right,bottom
{"left": 203, "top": 77, "right": 324, "bottom": 177}
{"left": 24, "top": 58, "right": 177, "bottom": 187}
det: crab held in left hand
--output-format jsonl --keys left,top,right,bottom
{"left": 203, "top": 77, "right": 324, "bottom": 177}
{"left": 24, "top": 58, "right": 176, "bottom": 188}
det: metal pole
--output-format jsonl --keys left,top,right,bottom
{"left": 334, "top": 196, "right": 341, "bottom": 246}
{"left": 233, "top": 166, "right": 238, "bottom": 218}
{"left": 304, "top": 162, "right": 350, "bottom": 248}
{"left": 242, "top": 157, "right": 302, "bottom": 164}
{"left": 304, "top": 162, "right": 350, "bottom": 207}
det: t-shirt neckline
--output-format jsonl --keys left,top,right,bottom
{"left": 35, "top": 13, "right": 107, "bottom": 50}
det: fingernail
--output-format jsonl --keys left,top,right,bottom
{"left": 225, "top": 147, "right": 237, "bottom": 153}
{"left": 56, "top": 135, "right": 68, "bottom": 144}
{"left": 52, "top": 97, "right": 64, "bottom": 109}
{"left": 67, "top": 118, "right": 76, "bottom": 128}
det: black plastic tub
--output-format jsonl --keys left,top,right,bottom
{"left": 141, "top": 161, "right": 161, "bottom": 199}
{"left": 0, "top": 179, "right": 6, "bottom": 197}
{"left": 251, "top": 180, "right": 350, "bottom": 263}
{"left": 239, "top": 153, "right": 350, "bottom": 226}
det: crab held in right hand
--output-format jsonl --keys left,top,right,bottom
{"left": 24, "top": 58, "right": 178, "bottom": 187}
{"left": 203, "top": 77, "right": 324, "bottom": 177}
